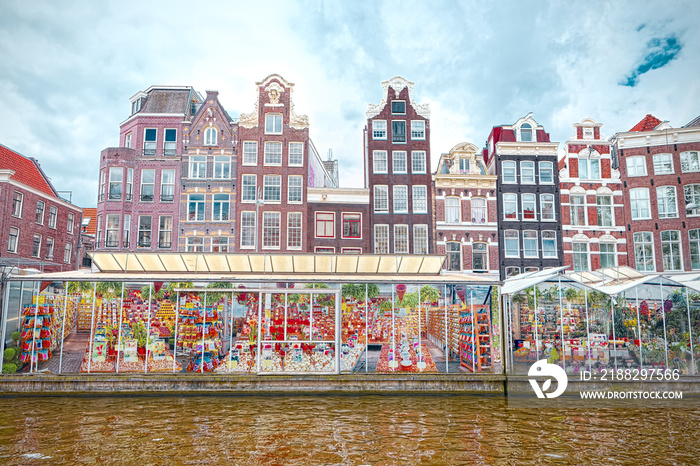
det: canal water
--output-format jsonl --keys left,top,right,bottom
{"left": 1, "top": 395, "right": 699, "bottom": 464}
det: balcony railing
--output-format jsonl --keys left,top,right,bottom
{"left": 160, "top": 194, "right": 174, "bottom": 202}
{"left": 138, "top": 240, "right": 151, "bottom": 248}
{"left": 105, "top": 239, "right": 119, "bottom": 248}
{"left": 140, "top": 194, "right": 154, "bottom": 202}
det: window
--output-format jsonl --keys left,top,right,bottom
{"left": 411, "top": 151, "right": 426, "bottom": 173}
{"left": 123, "top": 215, "right": 130, "bottom": 247}
{"left": 204, "top": 127, "right": 217, "bottom": 146}
{"left": 186, "top": 237, "right": 204, "bottom": 252}
{"left": 503, "top": 193, "right": 518, "bottom": 220}
{"left": 373, "top": 120, "right": 387, "bottom": 140}
{"left": 48, "top": 206, "right": 57, "bottom": 229}
{"left": 413, "top": 224, "right": 428, "bottom": 254}
{"left": 108, "top": 167, "right": 123, "bottom": 200}
{"left": 373, "top": 150, "right": 388, "bottom": 173}
{"left": 96, "top": 216, "right": 101, "bottom": 247}
{"left": 163, "top": 129, "right": 177, "bottom": 156}
{"left": 262, "top": 212, "right": 281, "bottom": 248}
{"left": 211, "top": 236, "right": 229, "bottom": 253}
{"left": 661, "top": 230, "right": 682, "bottom": 271}
{"left": 264, "top": 142, "right": 282, "bottom": 165}
{"left": 240, "top": 212, "right": 256, "bottom": 249}
{"left": 242, "top": 141, "right": 258, "bottom": 165}
{"left": 394, "top": 225, "right": 409, "bottom": 254}
{"left": 140, "top": 169, "right": 155, "bottom": 201}
{"left": 472, "top": 243, "right": 488, "bottom": 271}
{"left": 31, "top": 234, "right": 41, "bottom": 258}
{"left": 289, "top": 142, "right": 303, "bottom": 166}
{"left": 502, "top": 161, "right": 516, "bottom": 183}
{"left": 124, "top": 133, "right": 132, "bottom": 148}
{"left": 633, "top": 232, "right": 655, "bottom": 272}
{"left": 12, "top": 192, "right": 22, "bottom": 217}
{"left": 539, "top": 161, "right": 554, "bottom": 184}
{"left": 681, "top": 151, "right": 700, "bottom": 173}
{"left": 288, "top": 176, "right": 303, "bottom": 203}
{"left": 520, "top": 161, "right": 535, "bottom": 184}
{"left": 657, "top": 186, "right": 678, "bottom": 218}
{"left": 542, "top": 231, "right": 557, "bottom": 258}
{"left": 138, "top": 216, "right": 151, "bottom": 247}
{"left": 523, "top": 231, "right": 538, "bottom": 258}
{"left": 573, "top": 242, "right": 589, "bottom": 272}
{"left": 459, "top": 158, "right": 470, "bottom": 174}
{"left": 99, "top": 169, "right": 106, "bottom": 201}
{"left": 519, "top": 123, "right": 532, "bottom": 142}
{"left": 212, "top": 194, "right": 229, "bottom": 221}
{"left": 315, "top": 212, "right": 335, "bottom": 238}
{"left": 45, "top": 237, "right": 54, "bottom": 260}
{"left": 374, "top": 185, "right": 388, "bottom": 213}
{"left": 411, "top": 120, "right": 425, "bottom": 139}
{"left": 126, "top": 168, "right": 133, "bottom": 200}
{"left": 578, "top": 158, "right": 601, "bottom": 180}
{"left": 393, "top": 185, "right": 408, "bottom": 213}
{"left": 391, "top": 101, "right": 406, "bottom": 114}
{"left": 265, "top": 114, "right": 282, "bottom": 134}
{"left": 131, "top": 99, "right": 142, "bottom": 115}
{"left": 596, "top": 195, "right": 613, "bottom": 226}
{"left": 342, "top": 213, "right": 361, "bottom": 239}
{"left": 630, "top": 188, "right": 651, "bottom": 220}
{"left": 189, "top": 156, "right": 206, "bottom": 178}
{"left": 653, "top": 153, "right": 674, "bottom": 175}
{"left": 446, "top": 242, "right": 461, "bottom": 271}
{"left": 160, "top": 169, "right": 175, "bottom": 202}
{"left": 471, "top": 198, "right": 487, "bottom": 223}
{"left": 143, "top": 128, "right": 157, "bottom": 155}
{"left": 504, "top": 230, "right": 519, "bottom": 257}
{"left": 63, "top": 243, "right": 72, "bottom": 264}
{"left": 241, "top": 175, "right": 257, "bottom": 202}
{"left": 626, "top": 156, "right": 647, "bottom": 176}
{"left": 393, "top": 151, "right": 407, "bottom": 173}
{"left": 690, "top": 230, "right": 700, "bottom": 270}
{"left": 105, "top": 214, "right": 120, "bottom": 248}
{"left": 374, "top": 225, "right": 389, "bottom": 254}
{"left": 600, "top": 243, "right": 616, "bottom": 268}
{"left": 188, "top": 194, "right": 205, "bottom": 221}
{"left": 392, "top": 121, "right": 406, "bottom": 143}
{"left": 287, "top": 212, "right": 303, "bottom": 249}
{"left": 214, "top": 156, "right": 230, "bottom": 179}
{"left": 7, "top": 227, "right": 18, "bottom": 253}
{"left": 315, "top": 247, "right": 335, "bottom": 253}
{"left": 342, "top": 248, "right": 362, "bottom": 254}
{"left": 570, "top": 195, "right": 586, "bottom": 226}
{"left": 445, "top": 197, "right": 461, "bottom": 223}
{"left": 35, "top": 201, "right": 45, "bottom": 224}
{"left": 521, "top": 194, "right": 536, "bottom": 220}
{"left": 263, "top": 175, "right": 281, "bottom": 202}
{"left": 506, "top": 267, "right": 521, "bottom": 278}
{"left": 540, "top": 194, "right": 555, "bottom": 221}
{"left": 411, "top": 185, "right": 428, "bottom": 214}
{"left": 685, "top": 184, "right": 700, "bottom": 216}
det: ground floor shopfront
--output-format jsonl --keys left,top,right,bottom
{"left": 0, "top": 253, "right": 502, "bottom": 380}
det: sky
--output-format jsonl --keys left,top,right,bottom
{"left": 1, "top": 0, "right": 699, "bottom": 208}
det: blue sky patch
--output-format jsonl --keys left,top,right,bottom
{"left": 621, "top": 35, "right": 682, "bottom": 87}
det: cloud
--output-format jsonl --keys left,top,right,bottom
{"left": 621, "top": 35, "right": 683, "bottom": 87}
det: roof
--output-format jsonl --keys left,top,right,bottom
{"left": 0, "top": 143, "right": 57, "bottom": 197}
{"left": 82, "top": 207, "right": 97, "bottom": 235}
{"left": 140, "top": 88, "right": 192, "bottom": 114}
{"left": 558, "top": 158, "right": 567, "bottom": 171}
{"left": 629, "top": 114, "right": 662, "bottom": 132}
{"left": 683, "top": 115, "right": 700, "bottom": 128}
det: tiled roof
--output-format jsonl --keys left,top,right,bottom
{"left": 629, "top": 114, "right": 662, "bottom": 132}
{"left": 0, "top": 143, "right": 56, "bottom": 197}
{"left": 683, "top": 114, "right": 700, "bottom": 128}
{"left": 82, "top": 207, "right": 97, "bottom": 235}
{"left": 558, "top": 158, "right": 567, "bottom": 172}
{"left": 140, "top": 89, "right": 191, "bottom": 114}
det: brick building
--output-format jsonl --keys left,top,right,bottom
{"left": 236, "top": 74, "right": 334, "bottom": 253}
{"left": 0, "top": 143, "right": 83, "bottom": 272}
{"left": 364, "top": 77, "right": 433, "bottom": 255}
{"left": 485, "top": 113, "right": 563, "bottom": 279}
{"left": 180, "top": 90, "right": 238, "bottom": 252}
{"left": 96, "top": 86, "right": 200, "bottom": 252}
{"left": 612, "top": 114, "right": 700, "bottom": 273}
{"left": 559, "top": 117, "right": 627, "bottom": 272}
{"left": 433, "top": 142, "right": 499, "bottom": 276}
{"left": 307, "top": 187, "right": 370, "bottom": 253}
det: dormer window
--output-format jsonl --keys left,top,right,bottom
{"left": 131, "top": 98, "right": 143, "bottom": 115}
{"left": 459, "top": 158, "right": 470, "bottom": 174}
{"left": 204, "top": 127, "right": 218, "bottom": 146}
{"left": 519, "top": 123, "right": 532, "bottom": 142}
{"left": 391, "top": 101, "right": 406, "bottom": 114}
{"left": 265, "top": 114, "right": 283, "bottom": 134}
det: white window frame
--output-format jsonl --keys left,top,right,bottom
{"left": 374, "top": 185, "right": 388, "bottom": 213}
{"left": 212, "top": 193, "right": 230, "bottom": 221}
{"left": 412, "top": 185, "right": 428, "bottom": 214}
{"left": 520, "top": 161, "right": 535, "bottom": 184}
{"left": 689, "top": 229, "right": 700, "bottom": 270}
{"left": 472, "top": 242, "right": 488, "bottom": 271}
{"left": 372, "top": 120, "right": 387, "bottom": 140}
{"left": 7, "top": 227, "right": 19, "bottom": 253}
{"left": 413, "top": 224, "right": 428, "bottom": 254}
{"left": 542, "top": 231, "right": 557, "bottom": 258}
{"left": 138, "top": 215, "right": 152, "bottom": 248}
{"left": 242, "top": 141, "right": 258, "bottom": 166}
{"left": 240, "top": 212, "right": 256, "bottom": 249}
{"left": 189, "top": 156, "right": 206, "bottom": 179}
{"left": 288, "top": 175, "right": 303, "bottom": 203}
{"left": 373, "top": 150, "right": 388, "bottom": 174}
{"left": 578, "top": 158, "right": 601, "bottom": 180}
{"left": 539, "top": 161, "right": 554, "bottom": 184}
{"left": 394, "top": 224, "right": 409, "bottom": 254}
{"left": 211, "top": 236, "right": 229, "bottom": 253}
{"left": 158, "top": 216, "right": 173, "bottom": 249}
{"left": 653, "top": 153, "right": 674, "bottom": 175}
{"left": 470, "top": 197, "right": 487, "bottom": 223}
{"left": 213, "top": 155, "right": 231, "bottom": 179}
{"left": 12, "top": 191, "right": 23, "bottom": 218}
{"left": 411, "top": 151, "right": 426, "bottom": 174}
{"left": 393, "top": 185, "right": 408, "bottom": 213}
{"left": 263, "top": 175, "right": 282, "bottom": 203}
{"left": 411, "top": 120, "right": 425, "bottom": 140}
{"left": 633, "top": 232, "right": 655, "bottom": 272}
{"left": 656, "top": 186, "right": 678, "bottom": 218}
{"left": 502, "top": 161, "right": 517, "bottom": 183}
{"left": 160, "top": 169, "right": 175, "bottom": 202}
{"left": 265, "top": 114, "right": 283, "bottom": 134}
{"left": 163, "top": 128, "right": 177, "bottom": 155}
{"left": 503, "top": 193, "right": 518, "bottom": 220}
{"left": 596, "top": 195, "right": 614, "bottom": 226}
{"left": 630, "top": 188, "right": 651, "bottom": 220}
{"left": 204, "top": 127, "right": 218, "bottom": 146}
{"left": 35, "top": 200, "right": 45, "bottom": 225}
{"left": 392, "top": 151, "right": 407, "bottom": 174}
{"left": 108, "top": 167, "right": 123, "bottom": 200}
{"left": 573, "top": 242, "right": 590, "bottom": 272}
{"left": 540, "top": 194, "right": 555, "bottom": 221}
{"left": 186, "top": 236, "right": 205, "bottom": 252}
{"left": 105, "top": 214, "right": 120, "bottom": 248}
{"left": 523, "top": 230, "right": 538, "bottom": 258}
{"left": 63, "top": 242, "right": 72, "bottom": 264}
{"left": 446, "top": 242, "right": 461, "bottom": 271}
{"left": 600, "top": 243, "right": 617, "bottom": 269}
{"left": 681, "top": 151, "right": 700, "bottom": 173}
{"left": 661, "top": 230, "right": 683, "bottom": 271}
{"left": 140, "top": 169, "right": 155, "bottom": 201}
{"left": 504, "top": 230, "right": 519, "bottom": 258}
{"left": 45, "top": 237, "right": 54, "bottom": 260}
{"left": 188, "top": 194, "right": 205, "bottom": 221}
{"left": 287, "top": 212, "right": 303, "bottom": 250}
{"left": 374, "top": 224, "right": 389, "bottom": 254}
{"left": 626, "top": 156, "right": 647, "bottom": 177}
{"left": 262, "top": 211, "right": 281, "bottom": 249}
{"left": 264, "top": 141, "right": 283, "bottom": 166}
{"left": 48, "top": 206, "right": 57, "bottom": 229}
{"left": 126, "top": 168, "right": 133, "bottom": 201}
{"left": 521, "top": 193, "right": 537, "bottom": 221}
{"left": 143, "top": 128, "right": 157, "bottom": 155}
{"left": 31, "top": 234, "right": 41, "bottom": 258}
{"left": 519, "top": 123, "right": 532, "bottom": 142}
{"left": 289, "top": 142, "right": 304, "bottom": 166}
{"left": 241, "top": 174, "right": 257, "bottom": 203}
{"left": 685, "top": 184, "right": 700, "bottom": 216}
{"left": 570, "top": 194, "right": 587, "bottom": 226}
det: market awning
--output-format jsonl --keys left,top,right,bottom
{"left": 500, "top": 266, "right": 570, "bottom": 295}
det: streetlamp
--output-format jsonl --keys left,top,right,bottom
{"left": 255, "top": 187, "right": 264, "bottom": 253}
